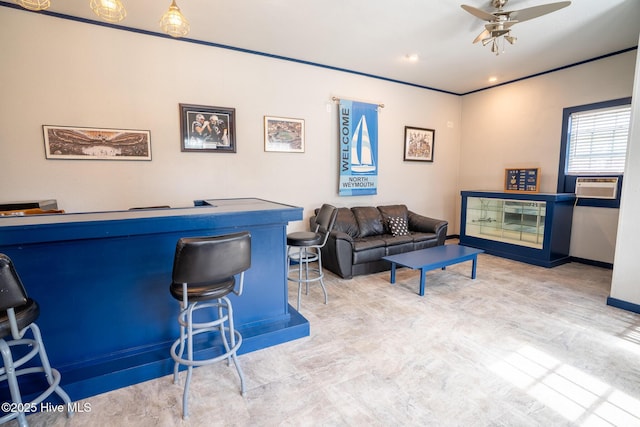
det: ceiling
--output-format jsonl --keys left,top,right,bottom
{"left": 4, "top": 0, "right": 640, "bottom": 94}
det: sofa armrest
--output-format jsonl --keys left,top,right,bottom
{"left": 321, "top": 230, "right": 355, "bottom": 279}
{"left": 330, "top": 230, "right": 354, "bottom": 244}
{"left": 408, "top": 211, "right": 448, "bottom": 245}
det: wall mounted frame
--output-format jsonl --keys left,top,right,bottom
{"left": 180, "top": 104, "right": 236, "bottom": 153}
{"left": 404, "top": 126, "right": 434, "bottom": 162}
{"left": 43, "top": 125, "right": 151, "bottom": 160}
{"left": 505, "top": 168, "right": 540, "bottom": 193}
{"left": 264, "top": 116, "right": 305, "bottom": 153}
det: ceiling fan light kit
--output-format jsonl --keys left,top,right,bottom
{"left": 461, "top": 0, "right": 571, "bottom": 55}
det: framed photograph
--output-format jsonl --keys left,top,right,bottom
{"left": 404, "top": 126, "right": 435, "bottom": 162}
{"left": 179, "top": 104, "right": 236, "bottom": 153}
{"left": 504, "top": 168, "right": 540, "bottom": 193}
{"left": 264, "top": 116, "right": 305, "bottom": 153}
{"left": 43, "top": 125, "right": 151, "bottom": 160}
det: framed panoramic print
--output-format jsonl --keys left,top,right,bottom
{"left": 179, "top": 104, "right": 236, "bottom": 153}
{"left": 264, "top": 116, "right": 305, "bottom": 153}
{"left": 42, "top": 125, "right": 151, "bottom": 160}
{"left": 404, "top": 126, "right": 435, "bottom": 162}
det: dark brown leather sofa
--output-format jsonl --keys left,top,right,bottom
{"left": 310, "top": 204, "right": 448, "bottom": 279}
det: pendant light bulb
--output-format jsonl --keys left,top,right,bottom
{"left": 90, "top": 0, "right": 127, "bottom": 23}
{"left": 15, "top": 0, "right": 50, "bottom": 11}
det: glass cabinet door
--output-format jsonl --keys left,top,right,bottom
{"left": 465, "top": 197, "right": 545, "bottom": 249}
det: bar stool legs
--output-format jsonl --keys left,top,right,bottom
{"left": 0, "top": 254, "right": 72, "bottom": 427}
{"left": 287, "top": 246, "right": 328, "bottom": 311}
{"left": 170, "top": 289, "right": 246, "bottom": 419}
{"left": 0, "top": 323, "right": 73, "bottom": 427}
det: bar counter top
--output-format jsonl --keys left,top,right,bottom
{"left": 0, "top": 198, "right": 295, "bottom": 225}
{"left": 0, "top": 198, "right": 301, "bottom": 243}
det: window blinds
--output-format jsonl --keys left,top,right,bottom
{"left": 567, "top": 105, "right": 631, "bottom": 175}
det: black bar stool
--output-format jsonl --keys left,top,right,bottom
{"left": 286, "top": 204, "right": 337, "bottom": 310}
{"left": 0, "top": 254, "right": 72, "bottom": 427}
{"left": 169, "top": 231, "right": 251, "bottom": 419}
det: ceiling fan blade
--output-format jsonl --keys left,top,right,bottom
{"left": 508, "top": 1, "right": 571, "bottom": 23}
{"left": 461, "top": 4, "right": 497, "bottom": 22}
{"left": 473, "top": 29, "right": 491, "bottom": 44}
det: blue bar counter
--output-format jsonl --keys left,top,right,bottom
{"left": 0, "top": 198, "right": 308, "bottom": 401}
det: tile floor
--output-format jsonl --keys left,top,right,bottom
{"left": 14, "top": 250, "right": 640, "bottom": 426}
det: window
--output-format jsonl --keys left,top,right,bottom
{"left": 567, "top": 104, "right": 631, "bottom": 175}
{"left": 557, "top": 97, "right": 632, "bottom": 208}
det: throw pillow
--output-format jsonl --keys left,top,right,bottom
{"left": 388, "top": 216, "right": 410, "bottom": 237}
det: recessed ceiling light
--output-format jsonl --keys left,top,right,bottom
{"left": 488, "top": 76, "right": 498, "bottom": 83}
{"left": 405, "top": 54, "right": 419, "bottom": 62}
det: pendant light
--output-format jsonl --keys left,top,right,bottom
{"left": 90, "top": 0, "right": 127, "bottom": 23}
{"left": 15, "top": 0, "right": 50, "bottom": 11}
{"left": 160, "top": 0, "right": 190, "bottom": 38}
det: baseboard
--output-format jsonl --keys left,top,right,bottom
{"left": 606, "top": 297, "right": 640, "bottom": 314}
{"left": 569, "top": 256, "right": 613, "bottom": 269}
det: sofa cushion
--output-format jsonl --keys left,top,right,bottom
{"left": 385, "top": 241, "right": 415, "bottom": 256}
{"left": 352, "top": 245, "right": 386, "bottom": 265}
{"left": 378, "top": 204, "right": 408, "bottom": 219}
{"left": 410, "top": 232, "right": 437, "bottom": 242}
{"left": 352, "top": 207, "right": 385, "bottom": 238}
{"left": 378, "top": 205, "right": 409, "bottom": 234}
{"left": 388, "top": 216, "right": 410, "bottom": 237}
{"left": 351, "top": 238, "right": 386, "bottom": 252}
{"left": 333, "top": 207, "right": 360, "bottom": 237}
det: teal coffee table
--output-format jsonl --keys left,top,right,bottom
{"left": 382, "top": 244, "right": 484, "bottom": 296}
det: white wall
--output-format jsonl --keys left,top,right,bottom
{"left": 610, "top": 36, "right": 640, "bottom": 306}
{"left": 0, "top": 9, "right": 462, "bottom": 232}
{"left": 459, "top": 52, "right": 637, "bottom": 263}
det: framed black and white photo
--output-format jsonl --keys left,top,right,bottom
{"left": 404, "top": 126, "right": 434, "bottom": 162}
{"left": 180, "top": 104, "right": 236, "bottom": 153}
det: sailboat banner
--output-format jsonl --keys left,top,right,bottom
{"left": 338, "top": 99, "right": 378, "bottom": 196}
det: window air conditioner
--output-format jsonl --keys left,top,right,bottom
{"left": 575, "top": 177, "right": 619, "bottom": 199}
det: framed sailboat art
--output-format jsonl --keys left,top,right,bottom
{"left": 404, "top": 126, "right": 435, "bottom": 162}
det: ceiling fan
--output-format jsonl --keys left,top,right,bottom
{"left": 461, "top": 0, "right": 571, "bottom": 55}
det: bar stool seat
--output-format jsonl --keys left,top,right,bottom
{"left": 286, "top": 232, "right": 321, "bottom": 271}
{"left": 0, "top": 300, "right": 39, "bottom": 336}
{"left": 0, "top": 254, "right": 72, "bottom": 427}
{"left": 169, "top": 231, "right": 251, "bottom": 420}
{"left": 169, "top": 279, "right": 235, "bottom": 301}
{"left": 286, "top": 204, "right": 337, "bottom": 311}
{"left": 287, "top": 232, "right": 323, "bottom": 246}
